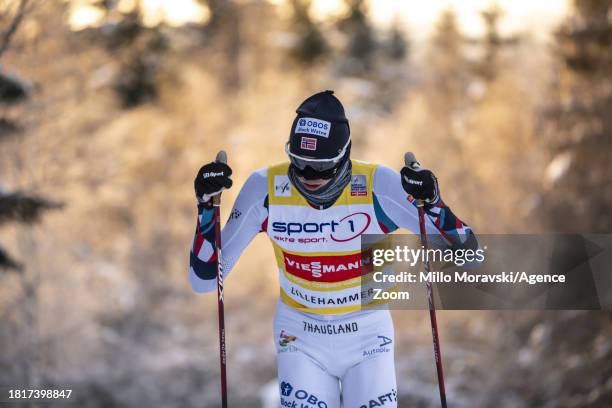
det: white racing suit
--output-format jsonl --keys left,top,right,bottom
{"left": 189, "top": 160, "right": 476, "bottom": 407}
{"left": 275, "top": 300, "right": 396, "bottom": 408}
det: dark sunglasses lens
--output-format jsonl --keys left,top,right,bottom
{"left": 289, "top": 156, "right": 307, "bottom": 170}
{"left": 294, "top": 165, "right": 337, "bottom": 180}
{"left": 290, "top": 156, "right": 336, "bottom": 172}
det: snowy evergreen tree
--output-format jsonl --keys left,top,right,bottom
{"left": 540, "top": 0, "right": 612, "bottom": 232}
{"left": 385, "top": 19, "right": 408, "bottom": 62}
{"left": 475, "top": 3, "right": 518, "bottom": 81}
{"left": 337, "top": 0, "right": 376, "bottom": 74}
{"left": 288, "top": 0, "right": 328, "bottom": 65}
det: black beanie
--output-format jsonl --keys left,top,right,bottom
{"left": 288, "top": 90, "right": 351, "bottom": 160}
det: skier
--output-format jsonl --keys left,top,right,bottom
{"left": 190, "top": 90, "right": 477, "bottom": 407}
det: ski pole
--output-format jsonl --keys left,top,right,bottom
{"left": 404, "top": 152, "right": 448, "bottom": 408}
{"left": 212, "top": 150, "right": 228, "bottom": 408}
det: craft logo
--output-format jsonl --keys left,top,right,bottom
{"left": 274, "top": 175, "right": 292, "bottom": 197}
{"left": 279, "top": 330, "right": 297, "bottom": 347}
{"left": 300, "top": 136, "right": 317, "bottom": 151}
{"left": 295, "top": 117, "right": 331, "bottom": 138}
{"left": 350, "top": 174, "right": 367, "bottom": 196}
{"left": 359, "top": 389, "right": 397, "bottom": 408}
{"left": 229, "top": 209, "right": 241, "bottom": 220}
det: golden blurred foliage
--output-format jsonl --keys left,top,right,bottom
{"left": 0, "top": 1, "right": 610, "bottom": 406}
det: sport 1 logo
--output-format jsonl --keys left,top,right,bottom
{"left": 271, "top": 212, "right": 371, "bottom": 242}
{"left": 330, "top": 212, "right": 371, "bottom": 242}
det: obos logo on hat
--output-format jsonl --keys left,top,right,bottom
{"left": 295, "top": 117, "right": 331, "bottom": 138}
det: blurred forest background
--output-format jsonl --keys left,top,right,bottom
{"left": 0, "top": 0, "right": 611, "bottom": 407}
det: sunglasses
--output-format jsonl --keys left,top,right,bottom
{"left": 285, "top": 138, "right": 351, "bottom": 173}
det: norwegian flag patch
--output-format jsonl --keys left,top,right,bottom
{"left": 300, "top": 137, "right": 317, "bottom": 151}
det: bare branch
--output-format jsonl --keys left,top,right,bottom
{"left": 0, "top": 191, "right": 63, "bottom": 226}
{"left": 0, "top": 245, "right": 22, "bottom": 271}
{"left": 0, "top": 0, "right": 30, "bottom": 59}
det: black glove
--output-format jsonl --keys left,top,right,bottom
{"left": 400, "top": 165, "right": 440, "bottom": 206}
{"left": 194, "top": 161, "right": 233, "bottom": 204}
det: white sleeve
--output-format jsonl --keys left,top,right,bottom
{"left": 189, "top": 168, "right": 268, "bottom": 293}
{"left": 372, "top": 165, "right": 441, "bottom": 237}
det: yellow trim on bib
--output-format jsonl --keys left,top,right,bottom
{"left": 268, "top": 160, "right": 383, "bottom": 315}
{"left": 274, "top": 243, "right": 367, "bottom": 258}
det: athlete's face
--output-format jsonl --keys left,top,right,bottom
{"left": 297, "top": 176, "right": 331, "bottom": 191}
